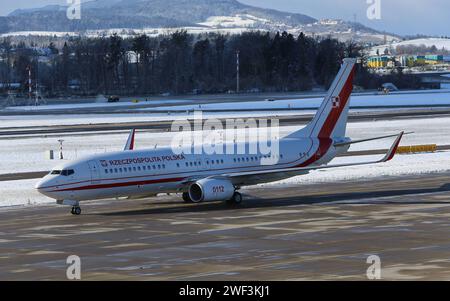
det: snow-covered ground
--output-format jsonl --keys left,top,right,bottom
{"left": 1, "top": 115, "right": 449, "bottom": 208}
{"left": 150, "top": 91, "right": 450, "bottom": 112}
{"left": 1, "top": 180, "right": 52, "bottom": 207}
{"left": 0, "top": 111, "right": 316, "bottom": 129}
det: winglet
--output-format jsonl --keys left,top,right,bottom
{"left": 381, "top": 131, "right": 404, "bottom": 162}
{"left": 124, "top": 129, "right": 136, "bottom": 151}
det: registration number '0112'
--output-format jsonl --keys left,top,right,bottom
{"left": 212, "top": 186, "right": 225, "bottom": 193}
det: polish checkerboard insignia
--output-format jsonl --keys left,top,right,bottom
{"left": 332, "top": 96, "right": 340, "bottom": 108}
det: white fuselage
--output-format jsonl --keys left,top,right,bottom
{"left": 35, "top": 137, "right": 350, "bottom": 202}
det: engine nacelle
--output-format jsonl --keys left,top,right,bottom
{"left": 189, "top": 178, "right": 235, "bottom": 202}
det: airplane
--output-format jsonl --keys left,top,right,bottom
{"left": 35, "top": 58, "right": 405, "bottom": 215}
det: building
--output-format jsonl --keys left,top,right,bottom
{"left": 367, "top": 55, "right": 395, "bottom": 68}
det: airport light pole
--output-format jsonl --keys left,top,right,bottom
{"left": 27, "top": 66, "right": 32, "bottom": 102}
{"left": 58, "top": 139, "right": 64, "bottom": 160}
{"left": 236, "top": 50, "right": 240, "bottom": 93}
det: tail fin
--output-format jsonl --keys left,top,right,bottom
{"left": 290, "top": 58, "right": 356, "bottom": 139}
{"left": 124, "top": 129, "right": 136, "bottom": 151}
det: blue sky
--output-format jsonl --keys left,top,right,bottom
{"left": 1, "top": 0, "right": 448, "bottom": 36}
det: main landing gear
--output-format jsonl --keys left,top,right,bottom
{"left": 182, "top": 192, "right": 193, "bottom": 203}
{"left": 226, "top": 191, "right": 243, "bottom": 205}
{"left": 71, "top": 206, "right": 81, "bottom": 215}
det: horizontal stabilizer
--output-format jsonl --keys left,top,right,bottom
{"left": 334, "top": 131, "right": 412, "bottom": 147}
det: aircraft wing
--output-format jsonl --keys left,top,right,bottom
{"left": 220, "top": 131, "right": 404, "bottom": 180}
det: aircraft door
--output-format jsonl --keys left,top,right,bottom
{"left": 87, "top": 160, "right": 101, "bottom": 183}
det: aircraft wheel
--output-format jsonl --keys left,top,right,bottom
{"left": 227, "top": 192, "right": 243, "bottom": 205}
{"left": 71, "top": 206, "right": 81, "bottom": 215}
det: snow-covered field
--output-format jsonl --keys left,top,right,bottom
{"left": 1, "top": 115, "right": 449, "bottom": 208}
{"left": 150, "top": 91, "right": 450, "bottom": 112}
{"left": 1, "top": 180, "right": 52, "bottom": 207}
{"left": 0, "top": 111, "right": 316, "bottom": 129}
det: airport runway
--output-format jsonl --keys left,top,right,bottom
{"left": 1, "top": 172, "right": 450, "bottom": 280}
{"left": 3, "top": 89, "right": 450, "bottom": 115}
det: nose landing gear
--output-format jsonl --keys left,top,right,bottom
{"left": 57, "top": 200, "right": 82, "bottom": 215}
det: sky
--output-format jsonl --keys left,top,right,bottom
{"left": 0, "top": 0, "right": 448, "bottom": 36}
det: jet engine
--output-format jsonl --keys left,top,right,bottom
{"left": 188, "top": 178, "right": 235, "bottom": 202}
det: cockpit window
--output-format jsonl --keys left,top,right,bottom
{"left": 51, "top": 169, "right": 74, "bottom": 176}
{"left": 61, "top": 169, "right": 75, "bottom": 176}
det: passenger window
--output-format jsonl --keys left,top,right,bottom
{"left": 110, "top": 169, "right": 113, "bottom": 173}
{"left": 114, "top": 168, "right": 118, "bottom": 173}
{"left": 158, "top": 165, "right": 161, "bottom": 169}
{"left": 105, "top": 169, "right": 108, "bottom": 174}
{"left": 143, "top": 166, "right": 146, "bottom": 170}
{"left": 119, "top": 168, "right": 123, "bottom": 173}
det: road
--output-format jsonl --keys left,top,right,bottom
{"left": 1, "top": 172, "right": 450, "bottom": 280}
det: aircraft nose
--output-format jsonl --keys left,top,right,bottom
{"left": 35, "top": 177, "right": 50, "bottom": 192}
{"left": 35, "top": 180, "right": 44, "bottom": 190}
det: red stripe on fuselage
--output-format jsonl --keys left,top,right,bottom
{"left": 52, "top": 177, "right": 185, "bottom": 192}
{"left": 296, "top": 138, "right": 332, "bottom": 167}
